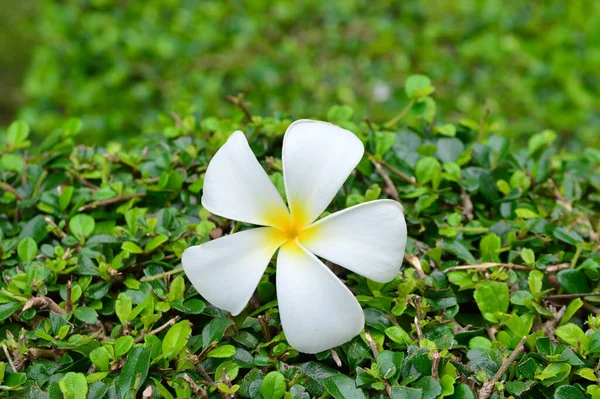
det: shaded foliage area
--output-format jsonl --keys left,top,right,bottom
{"left": 1, "top": 83, "right": 600, "bottom": 398}
{"left": 14, "top": 0, "right": 600, "bottom": 147}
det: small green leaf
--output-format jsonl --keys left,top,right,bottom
{"left": 6, "top": 120, "right": 30, "bottom": 149}
{"left": 261, "top": 371, "right": 286, "bottom": 399}
{"left": 69, "top": 214, "right": 95, "bottom": 238}
{"left": 74, "top": 307, "right": 98, "bottom": 324}
{"left": 114, "top": 336, "right": 134, "bottom": 358}
{"left": 90, "top": 347, "right": 111, "bottom": 371}
{"left": 0, "top": 154, "right": 25, "bottom": 172}
{"left": 405, "top": 75, "right": 435, "bottom": 99}
{"left": 521, "top": 248, "right": 535, "bottom": 265}
{"left": 116, "top": 347, "right": 152, "bottom": 399}
{"left": 17, "top": 237, "right": 38, "bottom": 262}
{"left": 374, "top": 132, "right": 396, "bottom": 155}
{"left": 557, "top": 269, "right": 590, "bottom": 294}
{"left": 206, "top": 344, "right": 236, "bottom": 358}
{"left": 122, "top": 241, "right": 143, "bottom": 254}
{"left": 162, "top": 320, "right": 192, "bottom": 360}
{"left": 115, "top": 293, "right": 132, "bottom": 325}
{"left": 144, "top": 235, "right": 168, "bottom": 252}
{"left": 59, "top": 372, "right": 88, "bottom": 399}
{"left": 474, "top": 281, "right": 509, "bottom": 323}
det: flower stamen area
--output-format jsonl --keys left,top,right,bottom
{"left": 265, "top": 206, "right": 315, "bottom": 248}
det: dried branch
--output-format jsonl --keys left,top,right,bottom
{"left": 478, "top": 336, "right": 526, "bottom": 399}
{"left": 23, "top": 296, "right": 66, "bottom": 315}
{"left": 0, "top": 182, "right": 23, "bottom": 201}
{"left": 134, "top": 316, "right": 180, "bottom": 344}
{"left": 78, "top": 193, "right": 146, "bottom": 212}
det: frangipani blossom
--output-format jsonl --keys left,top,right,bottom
{"left": 182, "top": 120, "right": 407, "bottom": 353}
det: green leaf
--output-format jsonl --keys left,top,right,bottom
{"left": 261, "top": 371, "right": 286, "bottom": 399}
{"left": 59, "top": 372, "right": 88, "bottom": 399}
{"left": 115, "top": 293, "right": 132, "bottom": 325}
{"left": 554, "top": 385, "right": 586, "bottom": 399}
{"left": 207, "top": 344, "right": 236, "bottom": 358}
{"left": 69, "top": 214, "right": 95, "bottom": 238}
{"left": 161, "top": 320, "right": 192, "bottom": 360}
{"left": 557, "top": 269, "right": 590, "bottom": 294}
{"left": 114, "top": 336, "right": 134, "bottom": 358}
{"left": 90, "top": 347, "right": 111, "bottom": 371}
{"left": 144, "top": 235, "right": 168, "bottom": 252}
{"left": 412, "top": 376, "right": 442, "bottom": 399}
{"left": 561, "top": 298, "right": 583, "bottom": 326}
{"left": 415, "top": 156, "right": 442, "bottom": 186}
{"left": 6, "top": 120, "right": 30, "bottom": 149}
{"left": 528, "top": 129, "right": 557, "bottom": 155}
{"left": 59, "top": 186, "right": 74, "bottom": 212}
{"left": 535, "top": 362, "right": 571, "bottom": 386}
{"left": 405, "top": 75, "right": 435, "bottom": 99}
{"left": 74, "top": 307, "right": 98, "bottom": 324}
{"left": 553, "top": 227, "right": 583, "bottom": 246}
{"left": 587, "top": 330, "right": 600, "bottom": 353}
{"left": 376, "top": 350, "right": 404, "bottom": 382}
{"left": 521, "top": 248, "right": 535, "bottom": 265}
{"left": 322, "top": 374, "right": 367, "bottom": 399}
{"left": 555, "top": 323, "right": 589, "bottom": 354}
{"left": 122, "top": 241, "right": 143, "bottom": 254}
{"left": 479, "top": 233, "right": 501, "bottom": 263}
{"left": 17, "top": 237, "right": 38, "bottom": 262}
{"left": 116, "top": 347, "right": 152, "bottom": 399}
{"left": 0, "top": 302, "right": 23, "bottom": 322}
{"left": 474, "top": 281, "right": 509, "bottom": 323}
{"left": 374, "top": 132, "right": 396, "bottom": 155}
{"left": 0, "top": 154, "right": 25, "bottom": 172}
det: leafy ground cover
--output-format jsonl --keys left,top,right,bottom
{"left": 1, "top": 78, "right": 600, "bottom": 398}
{"left": 10, "top": 0, "right": 600, "bottom": 147}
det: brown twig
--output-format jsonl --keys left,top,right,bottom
{"left": 0, "top": 182, "right": 23, "bottom": 200}
{"left": 65, "top": 280, "right": 73, "bottom": 314}
{"left": 329, "top": 349, "right": 342, "bottom": 368}
{"left": 405, "top": 254, "right": 425, "bottom": 279}
{"left": 366, "top": 152, "right": 417, "bottom": 185}
{"left": 140, "top": 266, "right": 184, "bottom": 282}
{"left": 478, "top": 336, "right": 526, "bottom": 399}
{"left": 443, "top": 263, "right": 533, "bottom": 273}
{"left": 460, "top": 190, "right": 474, "bottom": 221}
{"left": 23, "top": 296, "right": 66, "bottom": 315}
{"left": 72, "top": 173, "right": 100, "bottom": 191}
{"left": 583, "top": 302, "right": 600, "bottom": 315}
{"left": 2, "top": 344, "right": 17, "bottom": 372}
{"left": 134, "top": 316, "right": 180, "bottom": 344}
{"left": 371, "top": 160, "right": 400, "bottom": 201}
{"left": 226, "top": 94, "right": 253, "bottom": 121}
{"left": 365, "top": 331, "right": 392, "bottom": 398}
{"left": 432, "top": 351, "right": 441, "bottom": 380}
{"left": 78, "top": 193, "right": 146, "bottom": 212}
{"left": 43, "top": 216, "right": 68, "bottom": 239}
{"left": 543, "top": 292, "right": 600, "bottom": 300}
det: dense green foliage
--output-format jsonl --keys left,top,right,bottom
{"left": 1, "top": 77, "right": 600, "bottom": 398}
{"left": 15, "top": 0, "right": 600, "bottom": 147}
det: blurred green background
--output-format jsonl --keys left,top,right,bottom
{"left": 1, "top": 0, "right": 599, "bottom": 147}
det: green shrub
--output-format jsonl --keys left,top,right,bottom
{"left": 18, "top": 0, "right": 600, "bottom": 147}
{"left": 1, "top": 95, "right": 600, "bottom": 397}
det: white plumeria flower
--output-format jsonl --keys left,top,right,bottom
{"left": 182, "top": 120, "right": 407, "bottom": 353}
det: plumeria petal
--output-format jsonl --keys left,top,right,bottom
{"left": 276, "top": 241, "right": 364, "bottom": 353}
{"left": 282, "top": 120, "right": 364, "bottom": 226}
{"left": 182, "top": 227, "right": 284, "bottom": 316}
{"left": 202, "top": 131, "right": 290, "bottom": 228}
{"left": 300, "top": 200, "right": 407, "bottom": 283}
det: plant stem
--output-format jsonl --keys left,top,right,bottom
{"left": 478, "top": 336, "right": 526, "bottom": 399}
{"left": 384, "top": 100, "right": 415, "bottom": 129}
{"left": 140, "top": 266, "right": 183, "bottom": 282}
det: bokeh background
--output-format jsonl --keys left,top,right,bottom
{"left": 1, "top": 0, "right": 599, "bottom": 147}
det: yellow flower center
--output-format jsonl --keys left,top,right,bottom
{"left": 264, "top": 206, "right": 315, "bottom": 248}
